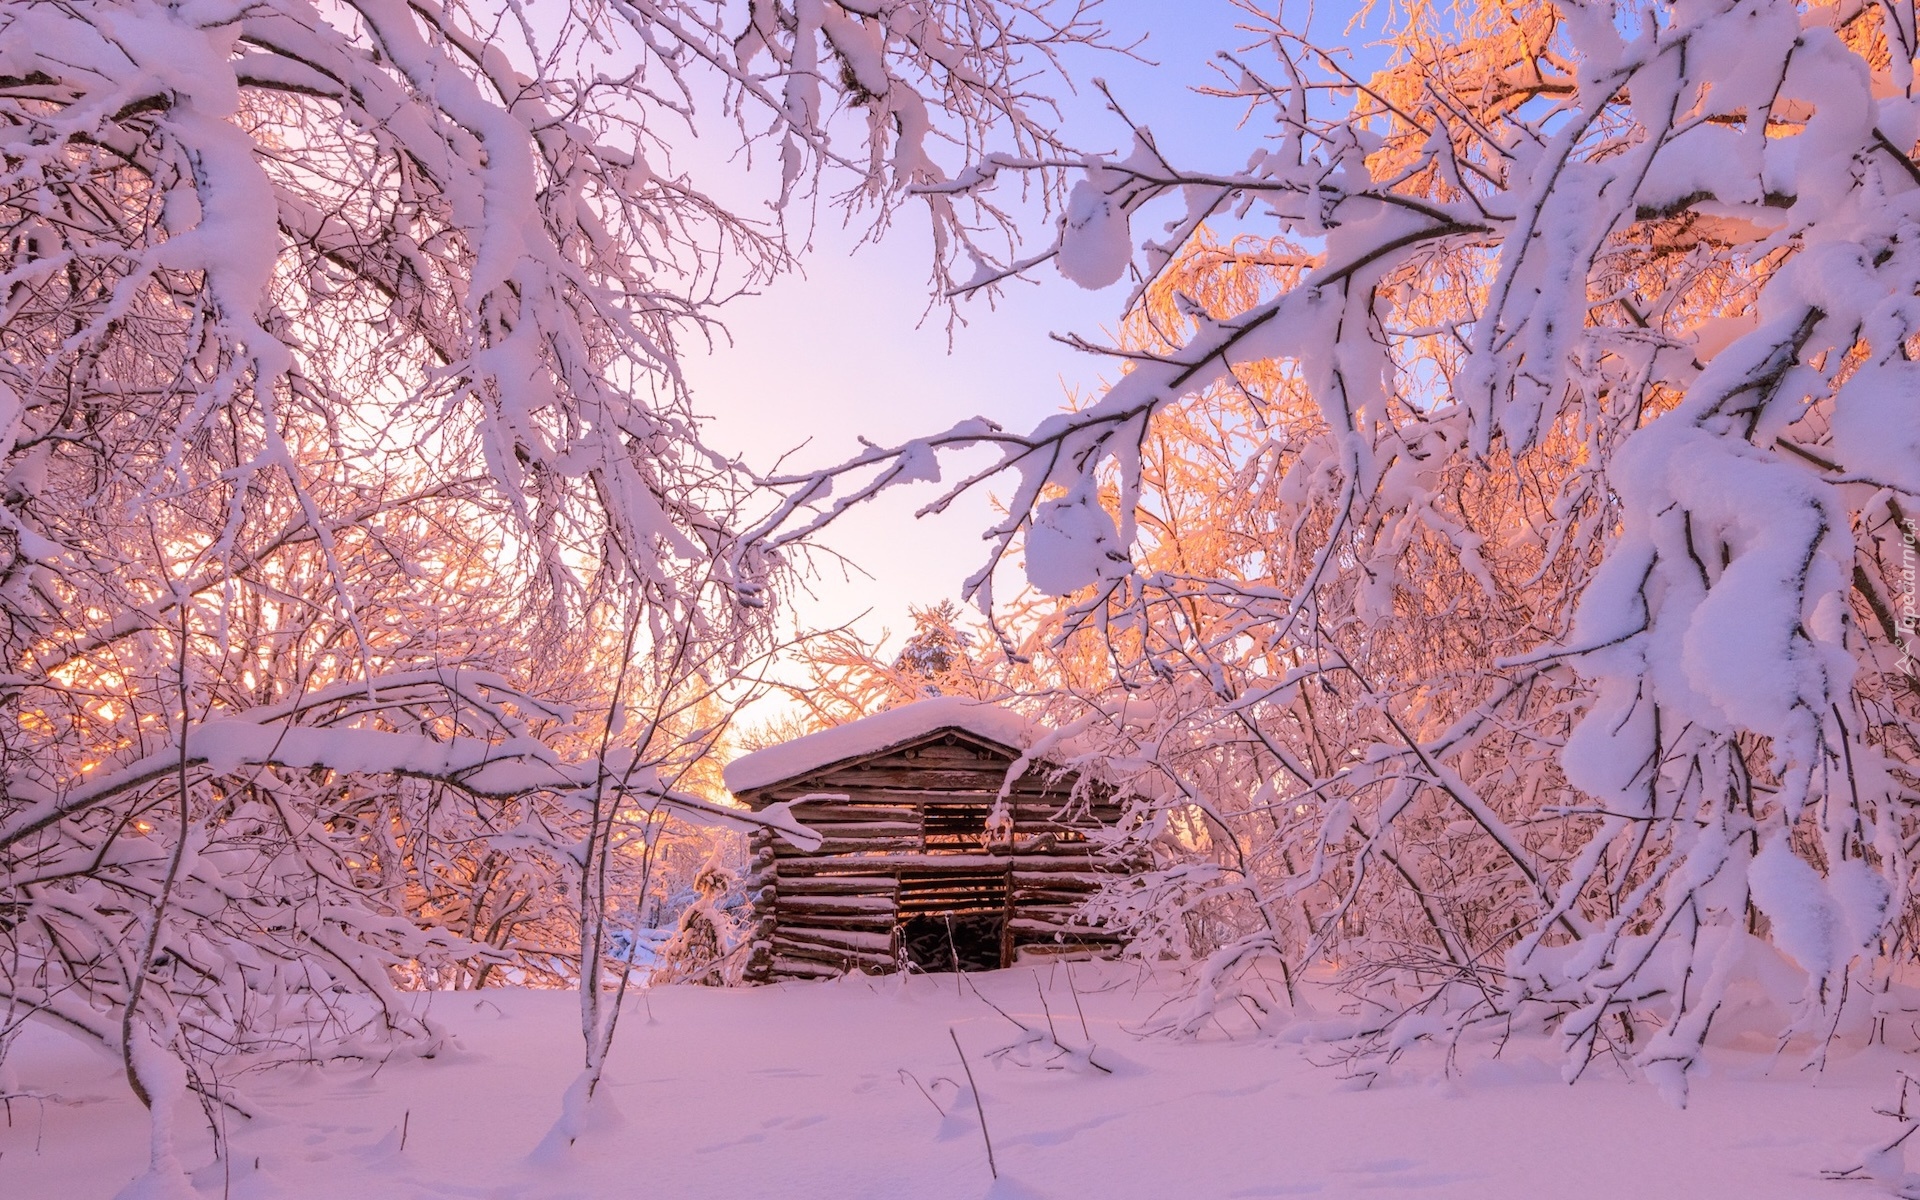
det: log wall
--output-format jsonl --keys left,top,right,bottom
{"left": 737, "top": 731, "right": 1132, "bottom": 983}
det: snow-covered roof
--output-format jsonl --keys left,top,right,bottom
{"left": 723, "top": 697, "right": 1040, "bottom": 797}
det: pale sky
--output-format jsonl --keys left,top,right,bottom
{"left": 685, "top": 1, "right": 1390, "bottom": 662}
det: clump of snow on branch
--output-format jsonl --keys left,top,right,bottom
{"left": 0, "top": 0, "right": 1106, "bottom": 1169}
{"left": 1025, "top": 490, "right": 1129, "bottom": 595}
{"left": 748, "top": 0, "right": 1920, "bottom": 1101}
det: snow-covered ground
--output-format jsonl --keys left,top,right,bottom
{"left": 3, "top": 965, "right": 1901, "bottom": 1198}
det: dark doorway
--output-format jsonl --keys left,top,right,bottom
{"left": 899, "top": 912, "right": 1005, "bottom": 972}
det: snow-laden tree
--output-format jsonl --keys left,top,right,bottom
{"left": 0, "top": 0, "right": 1104, "bottom": 1177}
{"left": 755, "top": 600, "right": 1027, "bottom": 732}
{"left": 754, "top": 0, "right": 1920, "bottom": 1100}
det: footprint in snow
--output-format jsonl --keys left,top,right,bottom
{"left": 693, "top": 1130, "right": 765, "bottom": 1153}
{"left": 1335, "top": 1158, "right": 1417, "bottom": 1174}
{"left": 1208, "top": 1080, "right": 1281, "bottom": 1100}
{"left": 1001, "top": 1109, "right": 1126, "bottom": 1148}
{"left": 1354, "top": 1172, "right": 1476, "bottom": 1189}
{"left": 1326, "top": 1159, "right": 1479, "bottom": 1190}
{"left": 757, "top": 1114, "right": 826, "bottom": 1131}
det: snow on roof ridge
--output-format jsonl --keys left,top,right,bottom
{"left": 723, "top": 696, "right": 1040, "bottom": 797}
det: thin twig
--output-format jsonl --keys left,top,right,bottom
{"left": 1066, "top": 961, "right": 1091, "bottom": 1042}
{"left": 1029, "top": 967, "right": 1059, "bottom": 1044}
{"left": 897, "top": 1069, "right": 946, "bottom": 1116}
{"left": 964, "top": 973, "right": 1031, "bottom": 1034}
{"left": 949, "top": 1028, "right": 997, "bottom": 1180}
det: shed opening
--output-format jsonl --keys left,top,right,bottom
{"left": 899, "top": 912, "right": 1006, "bottom": 973}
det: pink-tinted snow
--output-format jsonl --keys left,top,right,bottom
{"left": 2, "top": 965, "right": 1902, "bottom": 1199}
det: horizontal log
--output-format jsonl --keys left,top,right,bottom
{"left": 1009, "top": 861, "right": 1117, "bottom": 874}
{"left": 894, "top": 867, "right": 1013, "bottom": 883}
{"left": 906, "top": 852, "right": 1090, "bottom": 870}
{"left": 755, "top": 798, "right": 1107, "bottom": 824}
{"left": 1012, "top": 817, "right": 1123, "bottom": 833}
{"left": 784, "top": 785, "right": 1084, "bottom": 807}
{"left": 895, "top": 896, "right": 1005, "bottom": 911}
{"left": 1008, "top": 908, "right": 1089, "bottom": 926}
{"left": 1009, "top": 916, "right": 1120, "bottom": 934}
{"left": 1004, "top": 794, "right": 1117, "bottom": 809}
{"left": 782, "top": 803, "right": 921, "bottom": 822}
{"left": 768, "top": 957, "right": 842, "bottom": 979}
{"left": 767, "top": 873, "right": 900, "bottom": 893}
{"left": 895, "top": 875, "right": 1006, "bottom": 891}
{"left": 1010, "top": 871, "right": 1108, "bottom": 886}
{"left": 766, "top": 955, "right": 875, "bottom": 980}
{"left": 833, "top": 739, "right": 1009, "bottom": 765}
{"left": 769, "top": 855, "right": 1128, "bottom": 880}
{"left": 1008, "top": 942, "right": 1121, "bottom": 956}
{"left": 890, "top": 883, "right": 998, "bottom": 902}
{"left": 773, "top": 893, "right": 895, "bottom": 912}
{"left": 776, "top": 926, "right": 895, "bottom": 953}
{"left": 777, "top": 928, "right": 893, "bottom": 946}
{"left": 773, "top": 837, "right": 923, "bottom": 857}
{"left": 897, "top": 884, "right": 1005, "bottom": 899}
{"left": 778, "top": 852, "right": 1090, "bottom": 871}
{"left": 842, "top": 772, "right": 1014, "bottom": 792}
{"left": 751, "top": 765, "right": 1105, "bottom": 796}
{"left": 897, "top": 874, "right": 1008, "bottom": 890}
{"left": 795, "top": 767, "right": 1032, "bottom": 790}
{"left": 897, "top": 905, "right": 1004, "bottom": 920}
{"left": 780, "top": 820, "right": 923, "bottom": 838}
{"left": 770, "top": 935, "right": 895, "bottom": 962}
{"left": 775, "top": 902, "right": 894, "bottom": 921}
{"left": 776, "top": 918, "right": 896, "bottom": 938}
{"left": 1011, "top": 893, "right": 1099, "bottom": 909}
{"left": 1010, "top": 877, "right": 1110, "bottom": 893}
{"left": 900, "top": 742, "right": 1004, "bottom": 760}
{"left": 1011, "top": 928, "right": 1093, "bottom": 943}
{"left": 1010, "top": 896, "right": 1088, "bottom": 912}
{"left": 769, "top": 857, "right": 910, "bottom": 877}
{"left": 777, "top": 784, "right": 1001, "bottom": 800}
{"left": 769, "top": 941, "right": 893, "bottom": 971}
{"left": 896, "top": 895, "right": 1005, "bottom": 912}
{"left": 773, "top": 905, "right": 895, "bottom": 924}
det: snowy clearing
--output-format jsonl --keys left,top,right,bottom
{"left": 2, "top": 966, "right": 1895, "bottom": 1199}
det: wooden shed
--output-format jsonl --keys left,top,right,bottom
{"left": 724, "top": 698, "right": 1132, "bottom": 982}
